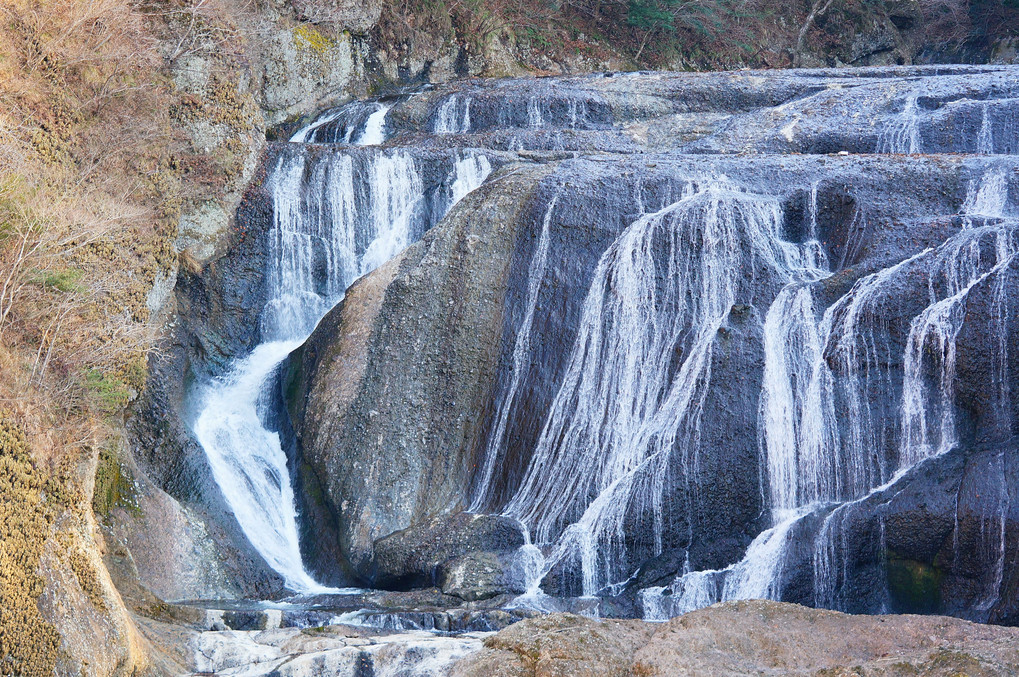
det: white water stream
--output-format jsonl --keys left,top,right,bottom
{"left": 192, "top": 107, "right": 491, "bottom": 592}
{"left": 639, "top": 168, "right": 1017, "bottom": 619}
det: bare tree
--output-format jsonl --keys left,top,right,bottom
{"left": 794, "top": 0, "right": 836, "bottom": 66}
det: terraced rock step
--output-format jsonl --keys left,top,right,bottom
{"left": 170, "top": 600, "right": 1019, "bottom": 676}
{"left": 190, "top": 625, "right": 488, "bottom": 677}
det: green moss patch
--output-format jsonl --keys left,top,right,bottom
{"left": 92, "top": 444, "right": 137, "bottom": 519}
{"left": 293, "top": 25, "right": 336, "bottom": 55}
{"left": 887, "top": 555, "right": 944, "bottom": 614}
{"left": 82, "top": 368, "right": 133, "bottom": 416}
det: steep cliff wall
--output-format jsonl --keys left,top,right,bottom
{"left": 284, "top": 68, "right": 1019, "bottom": 622}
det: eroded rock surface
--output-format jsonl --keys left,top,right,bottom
{"left": 284, "top": 66, "right": 1019, "bottom": 623}
{"left": 453, "top": 601, "right": 1019, "bottom": 677}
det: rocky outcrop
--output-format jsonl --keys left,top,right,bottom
{"left": 284, "top": 67, "right": 1019, "bottom": 622}
{"left": 289, "top": 162, "right": 554, "bottom": 575}
{"left": 777, "top": 438, "right": 1019, "bottom": 623}
{"left": 452, "top": 600, "right": 1019, "bottom": 676}
{"left": 370, "top": 513, "right": 526, "bottom": 592}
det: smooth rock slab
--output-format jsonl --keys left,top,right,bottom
{"left": 451, "top": 600, "right": 1019, "bottom": 676}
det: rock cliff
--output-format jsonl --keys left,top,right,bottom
{"left": 283, "top": 67, "right": 1019, "bottom": 620}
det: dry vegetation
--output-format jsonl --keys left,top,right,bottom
{"left": 0, "top": 416, "right": 63, "bottom": 677}
{"left": 0, "top": 0, "right": 179, "bottom": 445}
{"left": 380, "top": 0, "right": 1019, "bottom": 70}
{"left": 0, "top": 1, "right": 181, "bottom": 669}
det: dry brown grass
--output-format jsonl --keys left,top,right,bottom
{"left": 0, "top": 0, "right": 179, "bottom": 450}
{"left": 0, "top": 2, "right": 184, "bottom": 665}
{"left": 0, "top": 413, "right": 64, "bottom": 677}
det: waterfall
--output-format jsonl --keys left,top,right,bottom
{"left": 434, "top": 95, "right": 472, "bottom": 134}
{"left": 192, "top": 129, "right": 491, "bottom": 591}
{"left": 447, "top": 153, "right": 493, "bottom": 212}
{"left": 470, "top": 191, "right": 560, "bottom": 512}
{"left": 194, "top": 340, "right": 325, "bottom": 592}
{"left": 525, "top": 96, "right": 588, "bottom": 129}
{"left": 639, "top": 508, "right": 808, "bottom": 619}
{"left": 900, "top": 226, "right": 1017, "bottom": 467}
{"left": 632, "top": 158, "right": 1018, "bottom": 619}
{"left": 962, "top": 167, "right": 1008, "bottom": 219}
{"left": 762, "top": 248, "right": 925, "bottom": 515}
{"left": 503, "top": 180, "right": 816, "bottom": 595}
{"left": 526, "top": 97, "right": 545, "bottom": 129}
{"left": 808, "top": 221, "right": 1018, "bottom": 609}
{"left": 973, "top": 451, "right": 1010, "bottom": 611}
{"left": 978, "top": 105, "right": 995, "bottom": 154}
{"left": 290, "top": 101, "right": 392, "bottom": 145}
{"left": 759, "top": 282, "right": 835, "bottom": 513}
{"left": 357, "top": 104, "right": 391, "bottom": 146}
{"left": 758, "top": 181, "right": 834, "bottom": 514}
{"left": 877, "top": 95, "right": 921, "bottom": 154}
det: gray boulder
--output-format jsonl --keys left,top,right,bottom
{"left": 438, "top": 550, "right": 532, "bottom": 602}
{"left": 370, "top": 513, "right": 526, "bottom": 591}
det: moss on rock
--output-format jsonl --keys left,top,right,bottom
{"left": 887, "top": 554, "right": 944, "bottom": 614}
{"left": 0, "top": 415, "right": 62, "bottom": 677}
{"left": 92, "top": 444, "right": 136, "bottom": 520}
{"left": 293, "top": 24, "right": 336, "bottom": 56}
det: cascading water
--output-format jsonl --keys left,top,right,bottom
{"left": 498, "top": 180, "right": 819, "bottom": 596}
{"left": 170, "top": 68, "right": 1019, "bottom": 677}
{"left": 404, "top": 76, "right": 1019, "bottom": 620}
{"left": 463, "top": 153, "right": 1016, "bottom": 620}
{"left": 192, "top": 103, "right": 491, "bottom": 592}
{"left": 434, "top": 95, "right": 472, "bottom": 134}
{"left": 878, "top": 94, "right": 922, "bottom": 153}
{"left": 470, "top": 192, "right": 560, "bottom": 512}
{"left": 291, "top": 101, "right": 393, "bottom": 145}
{"left": 636, "top": 171, "right": 1018, "bottom": 619}
{"left": 979, "top": 105, "right": 995, "bottom": 154}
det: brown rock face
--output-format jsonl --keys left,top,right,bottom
{"left": 453, "top": 601, "right": 1019, "bottom": 677}
{"left": 290, "top": 163, "right": 554, "bottom": 575}
{"left": 453, "top": 612, "right": 655, "bottom": 677}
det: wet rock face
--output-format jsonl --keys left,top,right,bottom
{"left": 779, "top": 439, "right": 1019, "bottom": 623}
{"left": 289, "top": 163, "right": 554, "bottom": 576}
{"left": 195, "top": 65, "right": 1019, "bottom": 622}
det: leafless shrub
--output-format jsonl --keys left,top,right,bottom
{"left": 916, "top": 0, "right": 972, "bottom": 47}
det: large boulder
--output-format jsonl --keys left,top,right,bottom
{"left": 288, "top": 162, "right": 555, "bottom": 574}
{"left": 369, "top": 512, "right": 526, "bottom": 592}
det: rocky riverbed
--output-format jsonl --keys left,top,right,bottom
{"left": 134, "top": 600, "right": 1019, "bottom": 675}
